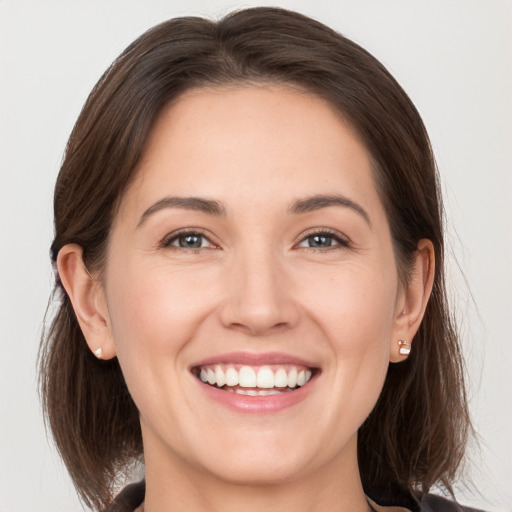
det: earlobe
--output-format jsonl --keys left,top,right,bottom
{"left": 57, "top": 244, "right": 116, "bottom": 360}
{"left": 390, "top": 239, "right": 435, "bottom": 363}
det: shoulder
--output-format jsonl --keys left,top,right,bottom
{"left": 104, "top": 481, "right": 145, "bottom": 512}
{"left": 106, "top": 482, "right": 487, "bottom": 512}
{"left": 369, "top": 492, "right": 488, "bottom": 512}
{"left": 419, "top": 493, "right": 487, "bottom": 512}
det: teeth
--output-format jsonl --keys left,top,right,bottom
{"left": 225, "top": 367, "right": 239, "bottom": 386}
{"left": 239, "top": 366, "right": 257, "bottom": 387}
{"left": 256, "top": 366, "right": 274, "bottom": 388}
{"left": 215, "top": 365, "right": 226, "bottom": 387}
{"left": 274, "top": 368, "right": 288, "bottom": 388}
{"left": 229, "top": 388, "right": 284, "bottom": 396}
{"left": 197, "top": 364, "right": 314, "bottom": 390}
{"left": 287, "top": 368, "right": 298, "bottom": 388}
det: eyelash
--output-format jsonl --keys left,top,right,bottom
{"left": 160, "top": 228, "right": 350, "bottom": 251}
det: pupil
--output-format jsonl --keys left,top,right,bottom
{"left": 310, "top": 235, "right": 331, "bottom": 247}
{"left": 179, "top": 234, "right": 201, "bottom": 248}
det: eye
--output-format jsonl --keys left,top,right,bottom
{"left": 297, "top": 230, "right": 349, "bottom": 249}
{"left": 162, "top": 231, "right": 215, "bottom": 250}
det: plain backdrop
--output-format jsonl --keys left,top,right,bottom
{"left": 1, "top": 1, "right": 511, "bottom": 511}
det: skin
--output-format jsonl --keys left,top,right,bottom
{"left": 58, "top": 85, "right": 434, "bottom": 512}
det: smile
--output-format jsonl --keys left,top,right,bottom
{"left": 194, "top": 364, "right": 314, "bottom": 395}
{"left": 190, "top": 352, "right": 319, "bottom": 412}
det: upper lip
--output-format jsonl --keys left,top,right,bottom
{"left": 190, "top": 351, "right": 319, "bottom": 369}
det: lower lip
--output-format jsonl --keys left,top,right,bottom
{"left": 196, "top": 378, "right": 315, "bottom": 413}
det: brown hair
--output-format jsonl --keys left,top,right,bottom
{"left": 39, "top": 7, "right": 471, "bottom": 510}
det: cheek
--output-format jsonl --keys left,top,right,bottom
{"left": 102, "top": 261, "right": 224, "bottom": 427}
{"left": 303, "top": 262, "right": 397, "bottom": 345}
{"left": 104, "top": 260, "right": 221, "bottom": 361}
{"left": 300, "top": 262, "right": 397, "bottom": 401}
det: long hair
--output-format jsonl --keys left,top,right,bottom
{"left": 39, "top": 7, "right": 471, "bottom": 510}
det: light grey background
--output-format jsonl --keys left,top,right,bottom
{"left": 1, "top": 1, "right": 511, "bottom": 511}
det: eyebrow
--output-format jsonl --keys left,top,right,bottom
{"left": 137, "top": 193, "right": 371, "bottom": 228}
{"left": 138, "top": 196, "right": 226, "bottom": 227}
{"left": 288, "top": 194, "right": 371, "bottom": 227}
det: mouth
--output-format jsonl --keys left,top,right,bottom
{"left": 192, "top": 363, "right": 316, "bottom": 396}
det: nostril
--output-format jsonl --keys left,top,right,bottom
{"left": 217, "top": 273, "right": 300, "bottom": 335}
{"left": 225, "top": 320, "right": 292, "bottom": 337}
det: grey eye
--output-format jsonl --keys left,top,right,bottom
{"left": 306, "top": 234, "right": 333, "bottom": 248}
{"left": 297, "top": 231, "right": 349, "bottom": 249}
{"left": 298, "top": 234, "right": 336, "bottom": 248}
{"left": 170, "top": 233, "right": 210, "bottom": 249}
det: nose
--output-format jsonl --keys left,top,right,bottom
{"left": 218, "top": 248, "right": 300, "bottom": 336}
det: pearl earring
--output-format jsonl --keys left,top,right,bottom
{"left": 94, "top": 347, "right": 103, "bottom": 359}
{"left": 398, "top": 340, "right": 411, "bottom": 356}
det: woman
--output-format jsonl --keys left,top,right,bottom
{"left": 39, "top": 7, "right": 479, "bottom": 512}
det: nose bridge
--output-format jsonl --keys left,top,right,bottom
{"left": 219, "top": 240, "right": 298, "bottom": 335}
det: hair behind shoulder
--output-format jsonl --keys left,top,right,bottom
{"left": 39, "top": 7, "right": 471, "bottom": 510}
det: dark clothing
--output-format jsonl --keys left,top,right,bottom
{"left": 105, "top": 480, "right": 486, "bottom": 512}
{"left": 416, "top": 494, "right": 485, "bottom": 512}
{"left": 106, "top": 481, "right": 145, "bottom": 512}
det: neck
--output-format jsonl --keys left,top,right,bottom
{"left": 142, "top": 433, "right": 370, "bottom": 512}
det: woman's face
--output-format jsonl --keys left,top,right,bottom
{"left": 100, "top": 86, "right": 407, "bottom": 484}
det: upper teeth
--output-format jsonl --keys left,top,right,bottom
{"left": 198, "top": 365, "right": 313, "bottom": 389}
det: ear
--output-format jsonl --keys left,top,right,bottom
{"left": 57, "top": 244, "right": 116, "bottom": 360}
{"left": 390, "top": 239, "right": 435, "bottom": 363}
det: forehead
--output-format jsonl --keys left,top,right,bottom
{"left": 119, "top": 85, "right": 381, "bottom": 220}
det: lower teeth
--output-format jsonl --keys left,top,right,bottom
{"left": 225, "top": 387, "right": 293, "bottom": 396}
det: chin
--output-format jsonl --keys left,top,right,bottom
{"left": 200, "top": 452, "right": 313, "bottom": 486}
{"left": 182, "top": 425, "right": 339, "bottom": 487}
